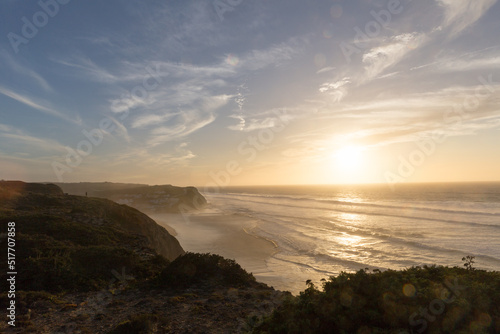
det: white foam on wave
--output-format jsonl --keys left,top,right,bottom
{"left": 201, "top": 183, "right": 500, "bottom": 292}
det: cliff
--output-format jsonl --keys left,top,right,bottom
{"left": 1, "top": 182, "right": 497, "bottom": 333}
{"left": 0, "top": 180, "right": 63, "bottom": 200}
{"left": 0, "top": 181, "right": 184, "bottom": 264}
{"left": 56, "top": 182, "right": 207, "bottom": 213}
{"left": 0, "top": 181, "right": 285, "bottom": 333}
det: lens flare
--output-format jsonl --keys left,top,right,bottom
{"left": 323, "top": 28, "right": 334, "bottom": 39}
{"left": 226, "top": 54, "right": 239, "bottom": 66}
{"left": 403, "top": 283, "right": 416, "bottom": 297}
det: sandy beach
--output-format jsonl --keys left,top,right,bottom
{"left": 149, "top": 211, "right": 283, "bottom": 288}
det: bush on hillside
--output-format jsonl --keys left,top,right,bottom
{"left": 256, "top": 265, "right": 500, "bottom": 333}
{"left": 1, "top": 233, "right": 169, "bottom": 293}
{"left": 156, "top": 252, "right": 255, "bottom": 289}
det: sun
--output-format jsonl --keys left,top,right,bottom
{"left": 323, "top": 144, "right": 369, "bottom": 183}
{"left": 334, "top": 145, "right": 364, "bottom": 170}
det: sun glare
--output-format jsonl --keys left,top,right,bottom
{"left": 335, "top": 145, "right": 364, "bottom": 170}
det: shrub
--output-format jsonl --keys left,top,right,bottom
{"left": 156, "top": 252, "right": 255, "bottom": 289}
{"left": 0, "top": 192, "right": 171, "bottom": 293}
{"left": 256, "top": 266, "right": 500, "bottom": 333}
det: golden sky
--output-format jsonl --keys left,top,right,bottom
{"left": 1, "top": 0, "right": 499, "bottom": 187}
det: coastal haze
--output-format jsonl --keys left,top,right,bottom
{"left": 153, "top": 183, "right": 500, "bottom": 294}
{"left": 1, "top": 0, "right": 500, "bottom": 331}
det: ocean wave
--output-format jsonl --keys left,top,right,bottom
{"left": 207, "top": 194, "right": 500, "bottom": 230}
{"left": 209, "top": 192, "right": 500, "bottom": 217}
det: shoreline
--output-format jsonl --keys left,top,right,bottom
{"left": 242, "top": 226, "right": 279, "bottom": 248}
{"left": 149, "top": 211, "right": 337, "bottom": 294}
{"left": 149, "top": 211, "right": 281, "bottom": 288}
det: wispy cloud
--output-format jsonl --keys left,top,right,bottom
{"left": 131, "top": 113, "right": 178, "bottom": 129}
{"left": 0, "top": 50, "right": 53, "bottom": 92}
{"left": 0, "top": 86, "right": 81, "bottom": 124}
{"left": 148, "top": 110, "right": 216, "bottom": 146}
{"left": 0, "top": 123, "right": 67, "bottom": 154}
{"left": 53, "top": 56, "right": 119, "bottom": 84}
{"left": 87, "top": 142, "right": 197, "bottom": 183}
{"left": 235, "top": 39, "right": 302, "bottom": 71}
{"left": 228, "top": 107, "right": 297, "bottom": 132}
{"left": 285, "top": 77, "right": 500, "bottom": 156}
{"left": 228, "top": 115, "right": 279, "bottom": 132}
{"left": 0, "top": 123, "right": 13, "bottom": 132}
{"left": 317, "top": 67, "right": 336, "bottom": 74}
{"left": 107, "top": 116, "right": 132, "bottom": 143}
{"left": 319, "top": 77, "right": 351, "bottom": 103}
{"left": 59, "top": 36, "right": 303, "bottom": 86}
{"left": 362, "top": 33, "right": 426, "bottom": 81}
{"left": 435, "top": 56, "right": 500, "bottom": 73}
{"left": 437, "top": 0, "right": 497, "bottom": 37}
{"left": 226, "top": 84, "right": 249, "bottom": 131}
{"left": 0, "top": 133, "right": 67, "bottom": 153}
{"left": 93, "top": 38, "right": 303, "bottom": 142}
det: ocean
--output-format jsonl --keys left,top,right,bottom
{"left": 194, "top": 182, "right": 500, "bottom": 293}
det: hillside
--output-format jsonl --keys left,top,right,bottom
{"left": 1, "top": 181, "right": 498, "bottom": 333}
{"left": 0, "top": 181, "right": 184, "bottom": 263}
{"left": 53, "top": 182, "right": 147, "bottom": 196}
{"left": 0, "top": 180, "right": 63, "bottom": 200}
{"left": 0, "top": 182, "right": 285, "bottom": 333}
{"left": 56, "top": 182, "right": 207, "bottom": 213}
{"left": 256, "top": 266, "right": 500, "bottom": 333}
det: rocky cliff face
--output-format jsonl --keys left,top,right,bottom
{"left": 0, "top": 181, "right": 184, "bottom": 261}
{"left": 67, "top": 195, "right": 185, "bottom": 261}
{"left": 0, "top": 182, "right": 287, "bottom": 334}
{"left": 0, "top": 181, "right": 288, "bottom": 333}
{"left": 56, "top": 183, "right": 207, "bottom": 213}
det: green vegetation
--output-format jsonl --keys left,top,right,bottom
{"left": 56, "top": 182, "right": 208, "bottom": 213}
{"left": 2, "top": 182, "right": 499, "bottom": 333}
{"left": 463, "top": 255, "right": 476, "bottom": 271}
{"left": 1, "top": 199, "right": 171, "bottom": 292}
{"left": 155, "top": 252, "right": 256, "bottom": 289}
{"left": 3, "top": 232, "right": 170, "bottom": 293}
{"left": 256, "top": 265, "right": 500, "bottom": 333}
{"left": 0, "top": 183, "right": 253, "bottom": 296}
{"left": 0, "top": 182, "right": 185, "bottom": 293}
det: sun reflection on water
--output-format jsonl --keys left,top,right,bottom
{"left": 336, "top": 233, "right": 363, "bottom": 247}
{"left": 337, "top": 212, "right": 364, "bottom": 226}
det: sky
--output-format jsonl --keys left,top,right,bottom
{"left": 0, "top": 0, "right": 499, "bottom": 188}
